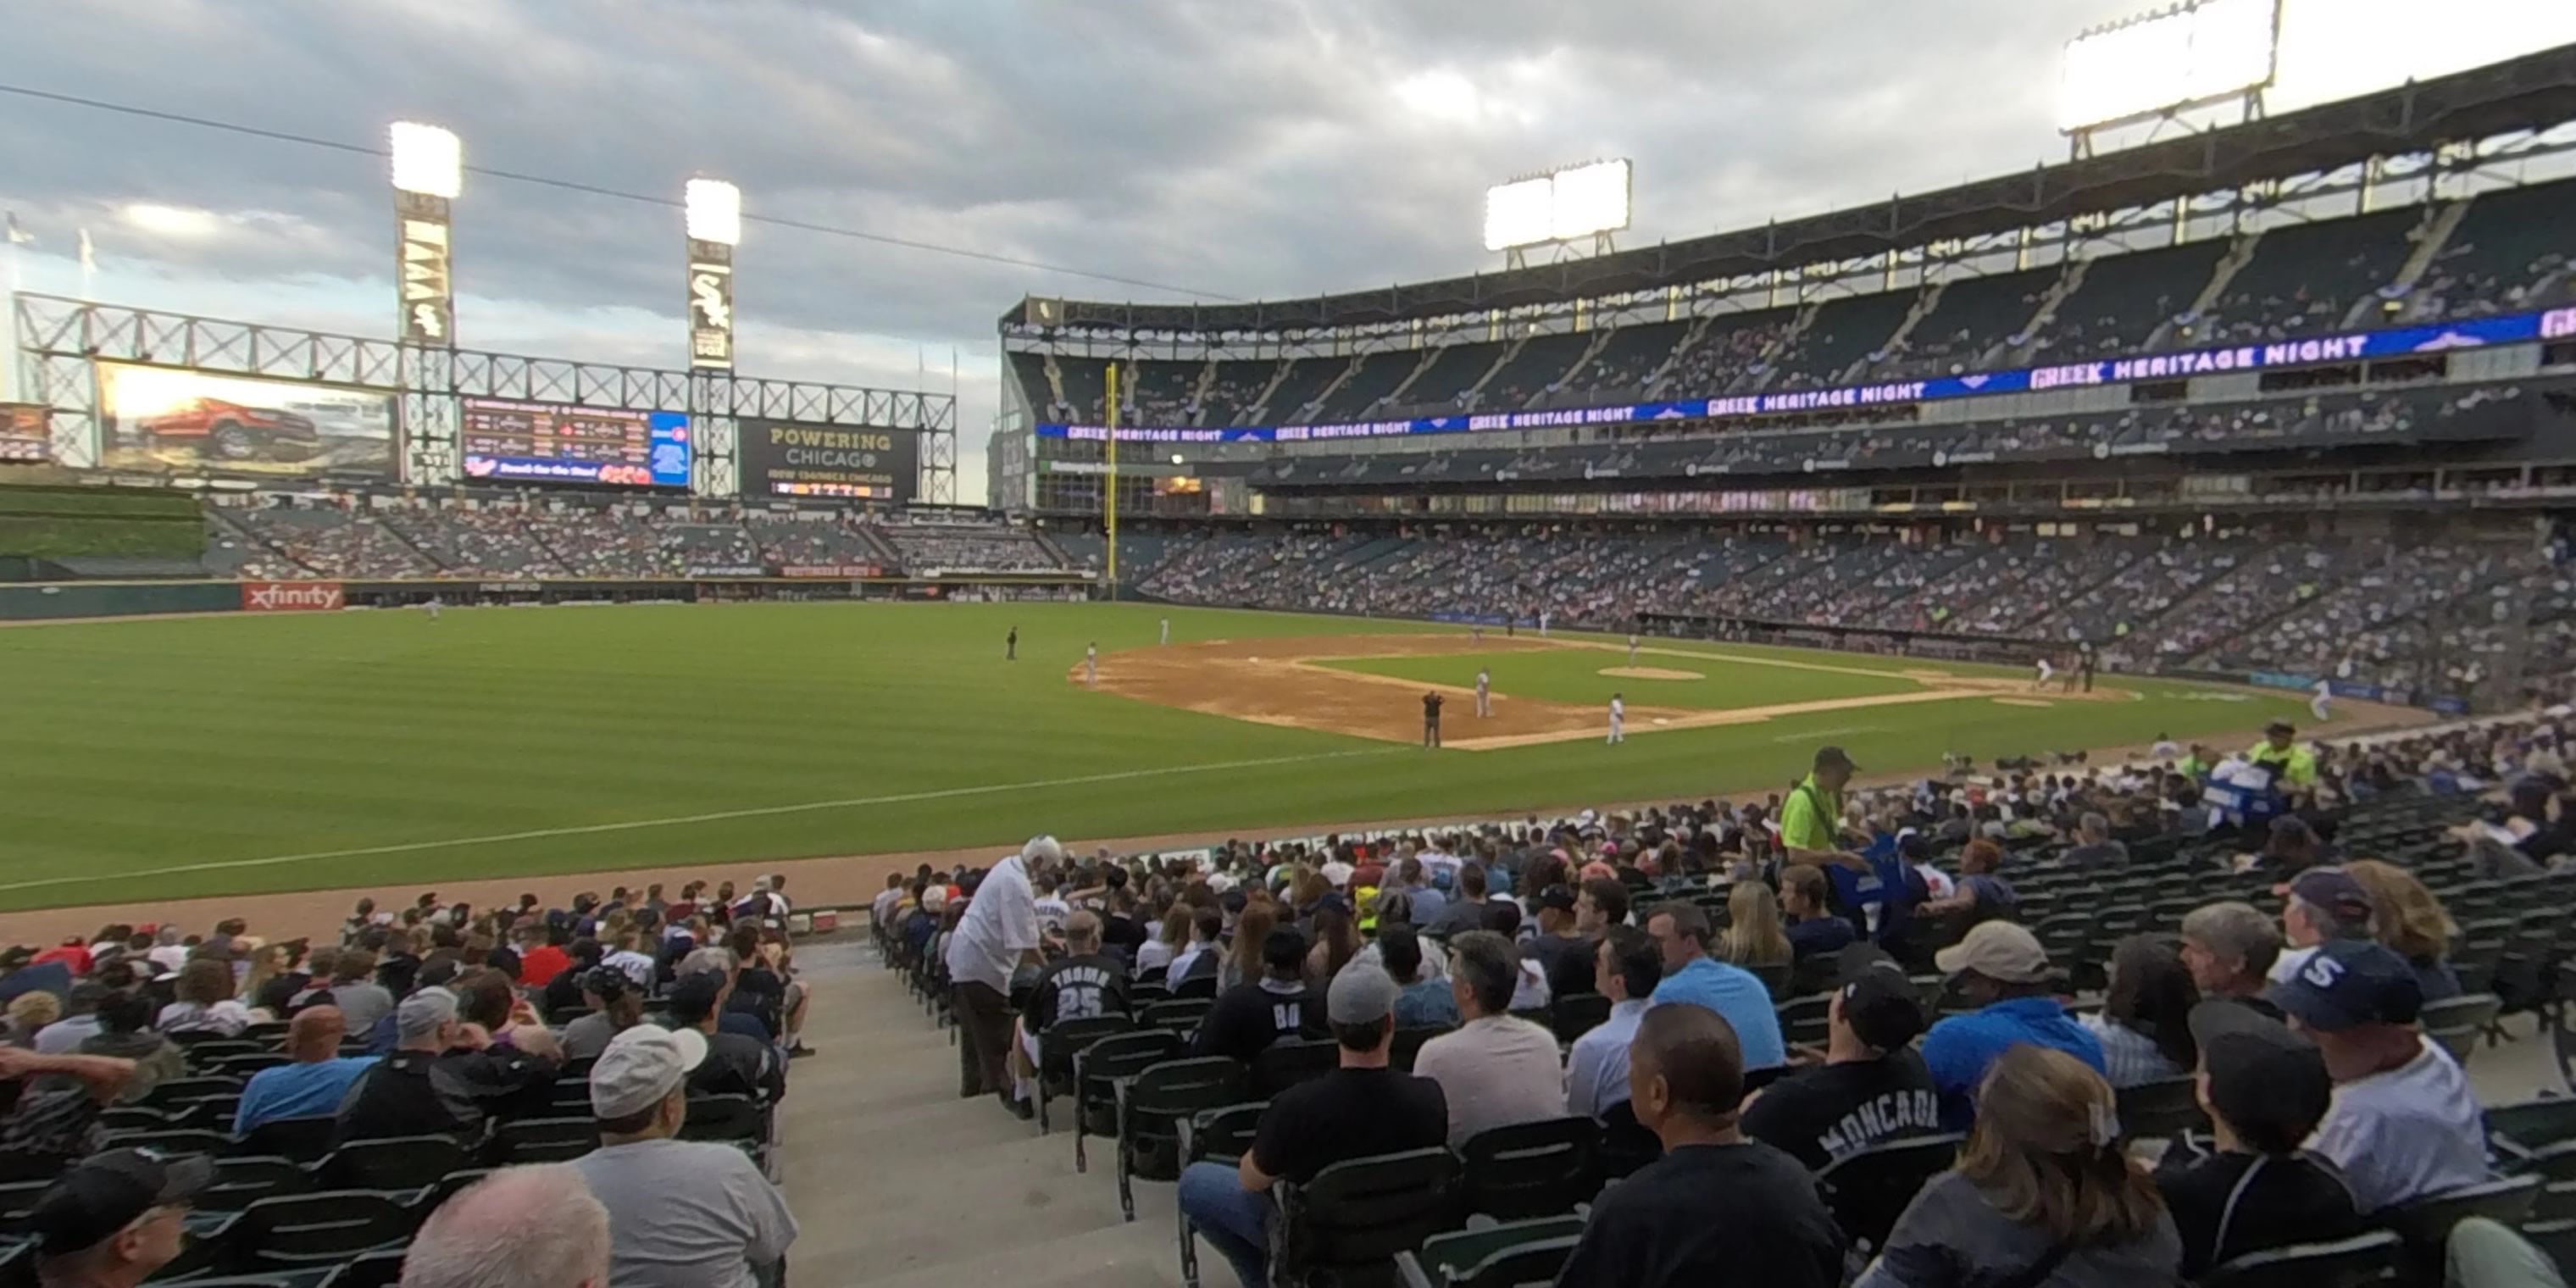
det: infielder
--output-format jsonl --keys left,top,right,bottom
{"left": 1160, "top": 618, "right": 1170, "bottom": 646}
{"left": 2311, "top": 679, "right": 2334, "bottom": 723}
{"left": 1607, "top": 691, "right": 1625, "bottom": 744}
{"left": 1085, "top": 642, "right": 1098, "bottom": 687}
{"left": 1539, "top": 610, "right": 1552, "bottom": 638}
{"left": 2034, "top": 656, "right": 2057, "bottom": 690}
{"left": 1627, "top": 633, "right": 1639, "bottom": 665}
{"left": 1474, "top": 667, "right": 1492, "bottom": 718}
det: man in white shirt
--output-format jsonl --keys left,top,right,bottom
{"left": 1607, "top": 693, "right": 1625, "bottom": 745}
{"left": 1412, "top": 931, "right": 1564, "bottom": 1146}
{"left": 1031, "top": 872, "right": 1073, "bottom": 943}
{"left": 1475, "top": 668, "right": 1492, "bottom": 719}
{"left": 1319, "top": 853, "right": 1356, "bottom": 890}
{"left": 947, "top": 836, "right": 1056, "bottom": 1110}
{"left": 574, "top": 1026, "right": 797, "bottom": 1288}
{"left": 2275, "top": 939, "right": 2489, "bottom": 1213}
{"left": 1565, "top": 926, "right": 1658, "bottom": 1117}
{"left": 870, "top": 874, "right": 906, "bottom": 932}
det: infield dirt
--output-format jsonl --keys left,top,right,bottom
{"left": 1075, "top": 632, "right": 2137, "bottom": 751}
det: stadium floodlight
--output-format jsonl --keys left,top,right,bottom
{"left": 387, "top": 121, "right": 463, "bottom": 198}
{"left": 1482, "top": 176, "right": 1554, "bottom": 253}
{"left": 1485, "top": 159, "right": 1633, "bottom": 254}
{"left": 2058, "top": 0, "right": 2280, "bottom": 134}
{"left": 684, "top": 178, "right": 741, "bottom": 247}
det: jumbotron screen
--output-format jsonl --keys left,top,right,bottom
{"left": 459, "top": 397, "right": 691, "bottom": 488}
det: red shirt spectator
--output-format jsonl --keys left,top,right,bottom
{"left": 31, "top": 942, "right": 92, "bottom": 974}
{"left": 519, "top": 943, "right": 572, "bottom": 989}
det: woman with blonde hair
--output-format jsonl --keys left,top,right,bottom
{"left": 1136, "top": 903, "right": 1188, "bottom": 976}
{"left": 1220, "top": 900, "right": 1277, "bottom": 992}
{"left": 2342, "top": 859, "right": 2464, "bottom": 1002}
{"left": 3, "top": 991, "right": 60, "bottom": 1048}
{"left": 1715, "top": 881, "right": 1793, "bottom": 969}
{"left": 1859, "top": 1045, "right": 2179, "bottom": 1288}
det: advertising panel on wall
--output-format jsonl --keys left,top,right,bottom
{"left": 737, "top": 419, "right": 917, "bottom": 501}
{"left": 95, "top": 363, "right": 397, "bottom": 477}
{"left": 240, "top": 581, "right": 346, "bottom": 613}
{"left": 0, "top": 403, "right": 48, "bottom": 464}
{"left": 458, "top": 397, "right": 691, "bottom": 488}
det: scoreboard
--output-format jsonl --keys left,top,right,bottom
{"left": 459, "top": 397, "right": 691, "bottom": 488}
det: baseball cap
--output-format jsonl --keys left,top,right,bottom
{"left": 1934, "top": 921, "right": 2052, "bottom": 985}
{"left": 395, "top": 986, "right": 459, "bottom": 1042}
{"left": 2288, "top": 868, "right": 2373, "bottom": 928}
{"left": 1534, "top": 885, "right": 1577, "bottom": 914}
{"left": 667, "top": 969, "right": 725, "bottom": 1021}
{"left": 2188, "top": 1001, "right": 2332, "bottom": 1146}
{"left": 1835, "top": 945, "right": 1927, "bottom": 1051}
{"left": 2268, "top": 938, "right": 2423, "bottom": 1030}
{"left": 1816, "top": 746, "right": 1860, "bottom": 773}
{"left": 29, "top": 1148, "right": 214, "bottom": 1256}
{"left": 589, "top": 1024, "right": 708, "bottom": 1119}
{"left": 1327, "top": 963, "right": 1401, "bottom": 1025}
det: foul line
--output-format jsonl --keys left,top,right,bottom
{"left": 0, "top": 748, "right": 1398, "bottom": 895}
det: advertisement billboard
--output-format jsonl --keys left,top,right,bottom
{"left": 240, "top": 581, "right": 345, "bottom": 612}
{"left": 458, "top": 397, "right": 691, "bottom": 488}
{"left": 96, "top": 363, "right": 397, "bottom": 477}
{"left": 0, "top": 403, "right": 48, "bottom": 464}
{"left": 738, "top": 419, "right": 916, "bottom": 501}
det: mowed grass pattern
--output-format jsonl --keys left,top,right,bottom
{"left": 0, "top": 602, "right": 2312, "bottom": 909}
{"left": 1319, "top": 646, "right": 1924, "bottom": 709}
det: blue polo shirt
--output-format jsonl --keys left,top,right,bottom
{"left": 1919, "top": 997, "right": 2105, "bottom": 1128}
{"left": 1648, "top": 958, "right": 1786, "bottom": 1069}
{"left": 233, "top": 1056, "right": 380, "bottom": 1135}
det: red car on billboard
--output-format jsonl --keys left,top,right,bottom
{"left": 135, "top": 397, "right": 322, "bottom": 462}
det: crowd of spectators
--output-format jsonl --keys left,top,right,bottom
{"left": 885, "top": 711, "right": 2576, "bottom": 1287}
{"left": 0, "top": 876, "right": 813, "bottom": 1287}
{"left": 876, "top": 520, "right": 1064, "bottom": 573}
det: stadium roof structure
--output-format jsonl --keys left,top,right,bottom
{"left": 1006, "top": 42, "right": 2576, "bottom": 336}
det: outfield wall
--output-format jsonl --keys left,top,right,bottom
{"left": 0, "top": 574, "right": 1098, "bottom": 621}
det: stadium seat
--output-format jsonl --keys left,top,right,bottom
{"left": 1391, "top": 1026, "right": 1447, "bottom": 1073}
{"left": 1397, "top": 1215, "right": 1587, "bottom": 1288}
{"left": 1776, "top": 994, "right": 1834, "bottom": 1048}
{"left": 1035, "top": 1014, "right": 1135, "bottom": 1135}
{"left": 0, "top": 1178, "right": 53, "bottom": 1231}
{"left": 1251, "top": 1039, "right": 1339, "bottom": 1100}
{"left": 328, "top": 1246, "right": 413, "bottom": 1288}
{"left": 209, "top": 1053, "right": 291, "bottom": 1080}
{"left": 415, "top": 1168, "right": 492, "bottom": 1218}
{"left": 241, "top": 1115, "right": 337, "bottom": 1165}
{"left": 103, "top": 1127, "right": 231, "bottom": 1158}
{"left": 235, "top": 1191, "right": 423, "bottom": 1270}
{"left": 491, "top": 1115, "right": 600, "bottom": 1163}
{"left": 1595, "top": 1100, "right": 1661, "bottom": 1180}
{"left": 1072, "top": 1030, "right": 1183, "bottom": 1173}
{"left": 2198, "top": 1230, "right": 2403, "bottom": 1288}
{"left": 1455, "top": 1116, "right": 1603, "bottom": 1221}
{"left": 200, "top": 1156, "right": 314, "bottom": 1213}
{"left": 2380, "top": 1175, "right": 2542, "bottom": 1280}
{"left": 2519, "top": 1219, "right": 2576, "bottom": 1277}
{"left": 1270, "top": 1146, "right": 1462, "bottom": 1288}
{"left": 677, "top": 1095, "right": 767, "bottom": 1148}
{"left": 1116, "top": 1057, "right": 1250, "bottom": 1220}
{"left": 1145, "top": 998, "right": 1215, "bottom": 1035}
{"left": 1818, "top": 1133, "right": 1966, "bottom": 1252}
{"left": 1170, "top": 975, "right": 1219, "bottom": 1001}
{"left": 145, "top": 1075, "right": 245, "bottom": 1112}
{"left": 2423, "top": 994, "right": 2504, "bottom": 1064}
{"left": 2113, "top": 1076, "right": 2209, "bottom": 1143}
{"left": 315, "top": 1135, "right": 472, "bottom": 1192}
{"left": 1176, "top": 1102, "right": 1269, "bottom": 1288}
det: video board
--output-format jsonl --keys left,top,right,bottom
{"left": 459, "top": 397, "right": 691, "bottom": 488}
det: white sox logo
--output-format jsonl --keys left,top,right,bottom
{"left": 691, "top": 269, "right": 730, "bottom": 330}
{"left": 241, "top": 581, "right": 345, "bottom": 612}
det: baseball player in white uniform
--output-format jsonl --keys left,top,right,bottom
{"left": 1607, "top": 692, "right": 1625, "bottom": 744}
{"left": 2034, "top": 656, "right": 2057, "bottom": 690}
{"left": 1475, "top": 668, "right": 1492, "bottom": 718}
{"left": 1085, "top": 642, "right": 1098, "bottom": 687}
{"left": 2311, "top": 679, "right": 2333, "bottom": 723}
{"left": 1539, "top": 610, "right": 1552, "bottom": 638}
{"left": 424, "top": 597, "right": 441, "bottom": 621}
{"left": 1627, "top": 634, "right": 1639, "bottom": 665}
{"left": 1159, "top": 618, "right": 1170, "bottom": 646}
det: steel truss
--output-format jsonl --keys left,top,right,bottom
{"left": 12, "top": 293, "right": 958, "bottom": 503}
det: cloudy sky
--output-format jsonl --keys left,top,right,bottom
{"left": 3, "top": 0, "right": 2571, "bottom": 500}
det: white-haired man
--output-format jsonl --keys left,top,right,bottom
{"left": 573, "top": 1027, "right": 797, "bottom": 1288}
{"left": 948, "top": 835, "right": 1058, "bottom": 1113}
{"left": 398, "top": 1165, "right": 612, "bottom": 1288}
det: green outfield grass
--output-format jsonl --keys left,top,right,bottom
{"left": 1318, "top": 645, "right": 1924, "bottom": 709}
{"left": 0, "top": 602, "right": 2313, "bottom": 911}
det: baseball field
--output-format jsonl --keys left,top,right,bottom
{"left": 0, "top": 601, "right": 2358, "bottom": 916}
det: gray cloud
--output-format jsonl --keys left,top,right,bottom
{"left": 2, "top": 0, "right": 2565, "bottom": 499}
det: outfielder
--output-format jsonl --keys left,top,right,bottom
{"left": 1627, "top": 633, "right": 1639, "bottom": 665}
{"left": 424, "top": 596, "right": 441, "bottom": 622}
{"left": 1474, "top": 667, "right": 1492, "bottom": 718}
{"left": 1607, "top": 691, "right": 1625, "bottom": 744}
{"left": 1085, "top": 642, "right": 1098, "bottom": 687}
{"left": 1539, "top": 610, "right": 1552, "bottom": 638}
{"left": 2311, "top": 679, "right": 2334, "bottom": 723}
{"left": 1160, "top": 617, "right": 1170, "bottom": 646}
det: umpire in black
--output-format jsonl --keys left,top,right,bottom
{"left": 1423, "top": 691, "right": 1444, "bottom": 749}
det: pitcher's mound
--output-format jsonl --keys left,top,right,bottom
{"left": 1992, "top": 697, "right": 2054, "bottom": 708}
{"left": 1600, "top": 666, "right": 1704, "bottom": 681}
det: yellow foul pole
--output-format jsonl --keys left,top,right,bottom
{"left": 1104, "top": 363, "right": 1119, "bottom": 600}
